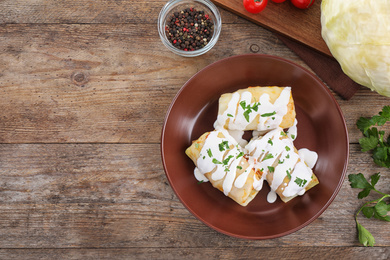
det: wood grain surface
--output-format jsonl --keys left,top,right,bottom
{"left": 211, "top": 0, "right": 332, "bottom": 56}
{"left": 0, "top": 0, "right": 389, "bottom": 259}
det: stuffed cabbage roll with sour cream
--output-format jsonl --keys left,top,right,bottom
{"left": 214, "top": 86, "right": 296, "bottom": 132}
{"left": 245, "top": 128, "right": 319, "bottom": 203}
{"left": 185, "top": 130, "right": 263, "bottom": 206}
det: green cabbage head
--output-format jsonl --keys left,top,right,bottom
{"left": 321, "top": 0, "right": 390, "bottom": 97}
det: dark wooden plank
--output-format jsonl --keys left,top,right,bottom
{"left": 0, "top": 0, "right": 240, "bottom": 25}
{"left": 0, "top": 247, "right": 389, "bottom": 260}
{"left": 0, "top": 0, "right": 161, "bottom": 24}
{"left": 0, "top": 0, "right": 331, "bottom": 57}
{"left": 0, "top": 143, "right": 389, "bottom": 248}
{"left": 0, "top": 23, "right": 389, "bottom": 144}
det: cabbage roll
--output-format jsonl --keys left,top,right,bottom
{"left": 245, "top": 128, "right": 319, "bottom": 203}
{"left": 185, "top": 130, "right": 263, "bottom": 206}
{"left": 214, "top": 86, "right": 296, "bottom": 132}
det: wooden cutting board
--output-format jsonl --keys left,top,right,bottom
{"left": 211, "top": 0, "right": 332, "bottom": 57}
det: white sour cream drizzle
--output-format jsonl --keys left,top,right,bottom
{"left": 194, "top": 130, "right": 256, "bottom": 196}
{"left": 287, "top": 119, "right": 298, "bottom": 141}
{"left": 214, "top": 87, "right": 292, "bottom": 131}
{"left": 244, "top": 127, "right": 318, "bottom": 203}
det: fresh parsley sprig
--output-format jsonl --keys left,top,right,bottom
{"left": 348, "top": 173, "right": 390, "bottom": 246}
{"left": 356, "top": 106, "right": 390, "bottom": 167}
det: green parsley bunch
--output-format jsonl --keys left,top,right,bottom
{"left": 349, "top": 106, "right": 390, "bottom": 246}
{"left": 348, "top": 173, "right": 390, "bottom": 246}
{"left": 356, "top": 106, "right": 390, "bottom": 167}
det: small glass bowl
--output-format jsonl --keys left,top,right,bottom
{"left": 158, "top": 0, "right": 222, "bottom": 57}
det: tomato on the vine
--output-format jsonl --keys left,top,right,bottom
{"left": 271, "top": 0, "right": 286, "bottom": 3}
{"left": 243, "top": 0, "right": 268, "bottom": 14}
{"left": 290, "top": 0, "right": 315, "bottom": 9}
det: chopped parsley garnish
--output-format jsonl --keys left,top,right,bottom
{"left": 237, "top": 166, "right": 243, "bottom": 170}
{"left": 285, "top": 146, "right": 291, "bottom": 151}
{"left": 223, "top": 155, "right": 234, "bottom": 165}
{"left": 236, "top": 151, "right": 244, "bottom": 159}
{"left": 207, "top": 148, "right": 213, "bottom": 157}
{"left": 212, "top": 158, "right": 222, "bottom": 164}
{"left": 263, "top": 153, "right": 274, "bottom": 160}
{"left": 239, "top": 100, "right": 260, "bottom": 122}
{"left": 218, "top": 140, "right": 229, "bottom": 151}
{"left": 290, "top": 134, "right": 296, "bottom": 140}
{"left": 227, "top": 113, "right": 233, "bottom": 117}
{"left": 286, "top": 168, "right": 292, "bottom": 180}
{"left": 268, "top": 139, "right": 273, "bottom": 145}
{"left": 267, "top": 166, "right": 275, "bottom": 173}
{"left": 261, "top": 111, "right": 276, "bottom": 117}
{"left": 294, "top": 177, "right": 307, "bottom": 187}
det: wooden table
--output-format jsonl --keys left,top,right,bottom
{"left": 0, "top": 1, "right": 389, "bottom": 259}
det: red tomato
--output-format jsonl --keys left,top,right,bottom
{"left": 243, "top": 0, "right": 268, "bottom": 14}
{"left": 290, "top": 0, "right": 315, "bottom": 9}
{"left": 272, "top": 0, "right": 286, "bottom": 3}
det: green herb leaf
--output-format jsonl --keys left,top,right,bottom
{"left": 359, "top": 136, "right": 379, "bottom": 152}
{"left": 357, "top": 106, "right": 390, "bottom": 167}
{"left": 243, "top": 110, "right": 251, "bottom": 122}
{"left": 267, "top": 166, "right": 274, "bottom": 173}
{"left": 239, "top": 101, "right": 246, "bottom": 110}
{"left": 267, "top": 139, "right": 273, "bottom": 146}
{"left": 261, "top": 111, "right": 276, "bottom": 117}
{"left": 227, "top": 113, "right": 233, "bottom": 117}
{"left": 361, "top": 206, "right": 375, "bottom": 219}
{"left": 212, "top": 158, "right": 222, "bottom": 164}
{"left": 357, "top": 223, "right": 375, "bottom": 247}
{"left": 348, "top": 173, "right": 376, "bottom": 199}
{"left": 357, "top": 117, "right": 374, "bottom": 134}
{"left": 286, "top": 169, "right": 291, "bottom": 180}
{"left": 263, "top": 153, "right": 274, "bottom": 160}
{"left": 294, "top": 177, "right": 307, "bottom": 187}
{"left": 348, "top": 171, "right": 390, "bottom": 247}
{"left": 207, "top": 148, "right": 213, "bottom": 158}
{"left": 218, "top": 140, "right": 229, "bottom": 151}
{"left": 373, "top": 201, "right": 390, "bottom": 221}
{"left": 223, "top": 155, "right": 234, "bottom": 165}
{"left": 236, "top": 151, "right": 244, "bottom": 159}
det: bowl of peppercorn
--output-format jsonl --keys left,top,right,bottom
{"left": 158, "top": 0, "right": 221, "bottom": 57}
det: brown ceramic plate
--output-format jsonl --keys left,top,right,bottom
{"left": 161, "top": 54, "right": 349, "bottom": 239}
